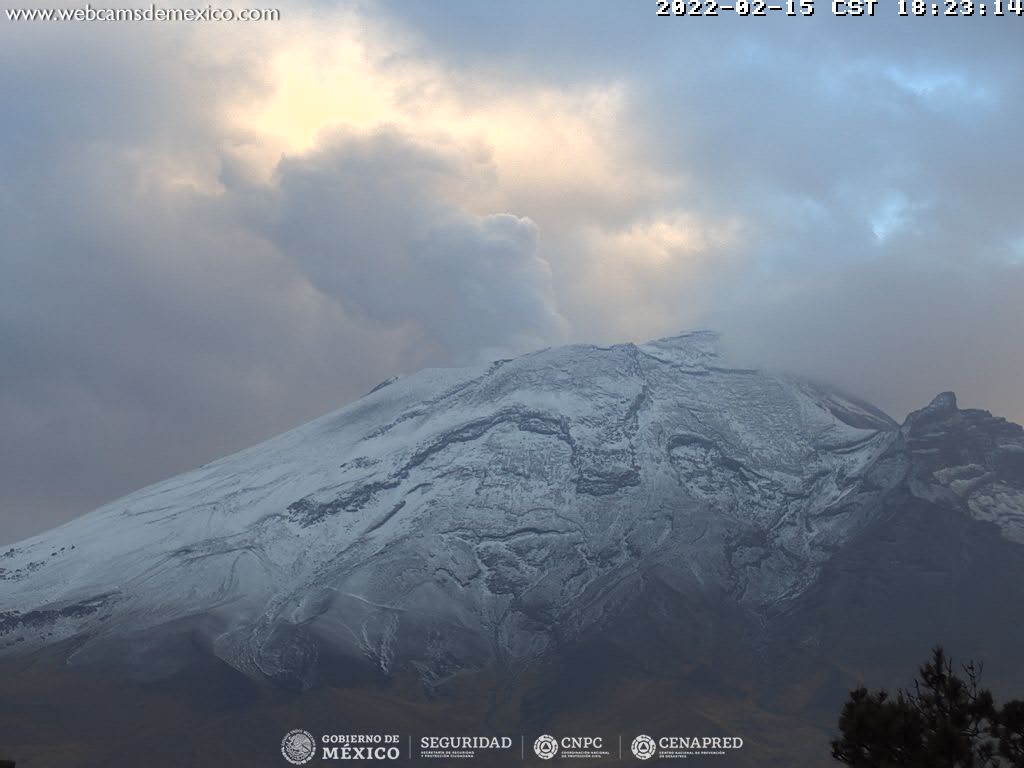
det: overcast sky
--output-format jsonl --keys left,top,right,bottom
{"left": 1, "top": 1, "right": 1021, "bottom": 544}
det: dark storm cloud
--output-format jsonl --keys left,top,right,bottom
{"left": 0, "top": 2, "right": 1021, "bottom": 543}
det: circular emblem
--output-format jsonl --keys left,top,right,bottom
{"left": 631, "top": 734, "right": 657, "bottom": 760}
{"left": 534, "top": 734, "right": 559, "bottom": 760}
{"left": 281, "top": 729, "right": 316, "bottom": 765}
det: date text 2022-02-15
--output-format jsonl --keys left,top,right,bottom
{"left": 657, "top": 0, "right": 1023, "bottom": 15}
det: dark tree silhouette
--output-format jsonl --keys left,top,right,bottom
{"left": 832, "top": 647, "right": 1024, "bottom": 767}
{"left": 999, "top": 701, "right": 1024, "bottom": 766}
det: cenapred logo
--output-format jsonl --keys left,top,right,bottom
{"left": 631, "top": 734, "right": 657, "bottom": 760}
{"left": 534, "top": 734, "right": 559, "bottom": 760}
{"left": 281, "top": 729, "right": 317, "bottom": 765}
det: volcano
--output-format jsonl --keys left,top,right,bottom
{"left": 2, "top": 331, "right": 1023, "bottom": 767}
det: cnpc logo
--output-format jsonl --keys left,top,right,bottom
{"left": 534, "top": 735, "right": 559, "bottom": 760}
{"left": 534, "top": 734, "right": 606, "bottom": 760}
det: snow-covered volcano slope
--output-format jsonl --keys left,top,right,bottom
{"left": 1, "top": 331, "right": 1020, "bottom": 690}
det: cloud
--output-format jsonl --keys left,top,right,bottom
{"left": 0, "top": 7, "right": 604, "bottom": 542}
{"left": 0, "top": 2, "right": 1021, "bottom": 543}
{"left": 255, "top": 127, "right": 567, "bottom": 361}
{"left": 714, "top": 258, "right": 1024, "bottom": 425}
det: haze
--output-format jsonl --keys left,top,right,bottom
{"left": 0, "top": 1, "right": 1021, "bottom": 544}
